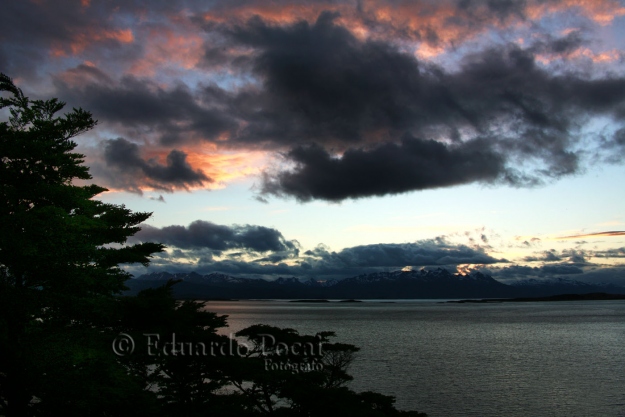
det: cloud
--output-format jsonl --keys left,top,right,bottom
{"left": 229, "top": 14, "right": 625, "bottom": 200}
{"left": 133, "top": 220, "right": 299, "bottom": 254}
{"left": 201, "top": 0, "right": 625, "bottom": 48}
{"left": 566, "top": 266, "right": 625, "bottom": 286}
{"left": 594, "top": 247, "right": 625, "bottom": 258}
{"left": 149, "top": 195, "right": 166, "bottom": 203}
{"left": 306, "top": 239, "right": 503, "bottom": 269}
{"left": 98, "top": 138, "right": 211, "bottom": 193}
{"left": 127, "top": 223, "right": 502, "bottom": 279}
{"left": 126, "top": 220, "right": 624, "bottom": 284}
{"left": 556, "top": 231, "right": 625, "bottom": 239}
{"left": 482, "top": 262, "right": 625, "bottom": 287}
{"left": 524, "top": 246, "right": 625, "bottom": 264}
{"left": 0, "top": 1, "right": 134, "bottom": 79}
{"left": 259, "top": 137, "right": 511, "bottom": 201}
{"left": 539, "top": 30, "right": 587, "bottom": 55}
{"left": 5, "top": 2, "right": 625, "bottom": 199}
{"left": 561, "top": 249, "right": 590, "bottom": 266}
{"left": 485, "top": 244, "right": 625, "bottom": 285}
{"left": 523, "top": 250, "right": 563, "bottom": 262}
{"left": 54, "top": 69, "right": 237, "bottom": 145}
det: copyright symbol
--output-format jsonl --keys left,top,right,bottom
{"left": 112, "top": 333, "right": 135, "bottom": 356}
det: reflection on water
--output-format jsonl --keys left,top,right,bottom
{"left": 203, "top": 300, "right": 625, "bottom": 417}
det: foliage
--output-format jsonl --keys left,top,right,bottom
{"left": 0, "top": 73, "right": 164, "bottom": 416}
{"left": 117, "top": 282, "right": 428, "bottom": 417}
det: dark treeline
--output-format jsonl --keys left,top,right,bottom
{"left": 0, "top": 74, "right": 426, "bottom": 416}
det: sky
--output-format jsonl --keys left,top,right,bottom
{"left": 2, "top": 0, "right": 624, "bottom": 284}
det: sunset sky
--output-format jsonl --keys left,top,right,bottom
{"left": 2, "top": 0, "right": 624, "bottom": 283}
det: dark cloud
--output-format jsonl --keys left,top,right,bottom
{"left": 307, "top": 239, "right": 503, "bottom": 269}
{"left": 562, "top": 249, "right": 590, "bottom": 266}
{"left": 227, "top": 12, "right": 437, "bottom": 145}
{"left": 0, "top": 1, "right": 207, "bottom": 82}
{"left": 0, "top": 1, "right": 117, "bottom": 79}
{"left": 614, "top": 128, "right": 625, "bottom": 146}
{"left": 565, "top": 266, "right": 625, "bottom": 286}
{"left": 516, "top": 237, "right": 542, "bottom": 249}
{"left": 482, "top": 244, "right": 625, "bottom": 286}
{"left": 5, "top": 4, "right": 625, "bottom": 199}
{"left": 99, "top": 138, "right": 211, "bottom": 192}
{"left": 127, "top": 226, "right": 501, "bottom": 279}
{"left": 231, "top": 14, "right": 624, "bottom": 137}
{"left": 531, "top": 30, "right": 587, "bottom": 56}
{"left": 523, "top": 250, "right": 562, "bottom": 262}
{"left": 149, "top": 195, "right": 166, "bottom": 203}
{"left": 523, "top": 246, "right": 625, "bottom": 263}
{"left": 594, "top": 247, "right": 625, "bottom": 258}
{"left": 224, "top": 14, "right": 625, "bottom": 201}
{"left": 54, "top": 70, "right": 237, "bottom": 145}
{"left": 125, "top": 218, "right": 624, "bottom": 284}
{"left": 481, "top": 262, "right": 625, "bottom": 287}
{"left": 454, "top": 0, "right": 529, "bottom": 23}
{"left": 133, "top": 220, "right": 299, "bottom": 254}
{"left": 603, "top": 128, "right": 625, "bottom": 163}
{"left": 260, "top": 136, "right": 510, "bottom": 201}
{"left": 130, "top": 254, "right": 298, "bottom": 279}
{"left": 540, "top": 265, "right": 584, "bottom": 275}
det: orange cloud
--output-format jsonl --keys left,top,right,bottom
{"left": 55, "top": 61, "right": 111, "bottom": 87}
{"left": 527, "top": 0, "right": 625, "bottom": 25}
{"left": 128, "top": 29, "right": 204, "bottom": 76}
{"left": 135, "top": 145, "right": 268, "bottom": 192}
{"left": 202, "top": 1, "right": 483, "bottom": 49}
{"left": 203, "top": 3, "right": 335, "bottom": 26}
{"left": 556, "top": 231, "right": 625, "bottom": 240}
{"left": 200, "top": 0, "right": 625, "bottom": 57}
{"left": 185, "top": 148, "right": 268, "bottom": 188}
{"left": 572, "top": 48, "right": 622, "bottom": 63}
{"left": 415, "top": 43, "right": 447, "bottom": 59}
{"left": 51, "top": 28, "right": 134, "bottom": 57}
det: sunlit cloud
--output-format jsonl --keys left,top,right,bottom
{"left": 50, "top": 28, "right": 134, "bottom": 57}
{"left": 128, "top": 29, "right": 205, "bottom": 77}
{"left": 526, "top": 0, "right": 625, "bottom": 25}
{"left": 184, "top": 147, "right": 269, "bottom": 187}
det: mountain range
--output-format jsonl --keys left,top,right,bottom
{"left": 125, "top": 269, "right": 625, "bottom": 299}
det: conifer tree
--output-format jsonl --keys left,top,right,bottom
{"left": 0, "top": 73, "right": 164, "bottom": 416}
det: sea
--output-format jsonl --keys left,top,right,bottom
{"left": 202, "top": 299, "right": 625, "bottom": 417}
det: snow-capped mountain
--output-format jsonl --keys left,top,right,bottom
{"left": 127, "top": 269, "right": 624, "bottom": 299}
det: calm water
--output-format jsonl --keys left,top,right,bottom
{"left": 202, "top": 300, "right": 625, "bottom": 417}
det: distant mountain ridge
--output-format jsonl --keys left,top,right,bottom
{"left": 125, "top": 269, "right": 625, "bottom": 299}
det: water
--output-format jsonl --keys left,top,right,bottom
{"left": 202, "top": 300, "right": 625, "bottom": 417}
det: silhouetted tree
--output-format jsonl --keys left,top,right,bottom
{"left": 0, "top": 73, "right": 163, "bottom": 416}
{"left": 117, "top": 282, "right": 428, "bottom": 417}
